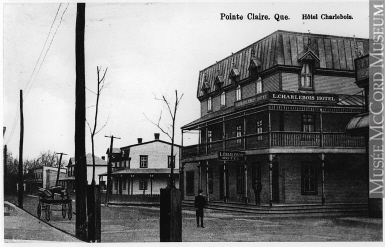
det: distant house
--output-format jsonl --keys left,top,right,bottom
{"left": 100, "top": 133, "right": 181, "bottom": 195}
{"left": 25, "top": 166, "right": 67, "bottom": 194}
{"left": 63, "top": 153, "right": 108, "bottom": 191}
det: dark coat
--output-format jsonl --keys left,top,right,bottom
{"left": 195, "top": 194, "right": 206, "bottom": 209}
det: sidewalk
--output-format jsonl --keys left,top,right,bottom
{"left": 4, "top": 201, "right": 81, "bottom": 242}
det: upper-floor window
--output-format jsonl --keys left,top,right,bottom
{"left": 168, "top": 155, "right": 175, "bottom": 168}
{"left": 300, "top": 62, "right": 313, "bottom": 89}
{"left": 256, "top": 78, "right": 262, "bottom": 94}
{"left": 256, "top": 120, "right": 263, "bottom": 140}
{"left": 236, "top": 85, "right": 242, "bottom": 101}
{"left": 302, "top": 114, "right": 315, "bottom": 132}
{"left": 220, "top": 91, "right": 226, "bottom": 107}
{"left": 207, "top": 97, "right": 212, "bottom": 111}
{"left": 140, "top": 155, "right": 148, "bottom": 168}
{"left": 236, "top": 125, "right": 242, "bottom": 144}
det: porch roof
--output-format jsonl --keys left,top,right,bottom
{"left": 99, "top": 169, "right": 179, "bottom": 176}
{"left": 345, "top": 112, "right": 369, "bottom": 136}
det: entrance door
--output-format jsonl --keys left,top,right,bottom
{"left": 272, "top": 162, "right": 279, "bottom": 203}
{"left": 119, "top": 177, "right": 123, "bottom": 195}
{"left": 219, "top": 165, "right": 224, "bottom": 200}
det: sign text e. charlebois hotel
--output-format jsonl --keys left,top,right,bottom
{"left": 235, "top": 91, "right": 339, "bottom": 108}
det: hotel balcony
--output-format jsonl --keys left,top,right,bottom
{"left": 181, "top": 131, "right": 365, "bottom": 159}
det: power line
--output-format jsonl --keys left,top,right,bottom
{"left": 23, "top": 4, "right": 62, "bottom": 97}
{"left": 25, "top": 3, "right": 70, "bottom": 100}
{"left": 6, "top": 4, "right": 70, "bottom": 145}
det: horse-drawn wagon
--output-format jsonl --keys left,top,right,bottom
{"left": 37, "top": 186, "right": 72, "bottom": 222}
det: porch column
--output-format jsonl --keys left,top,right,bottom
{"left": 320, "top": 109, "right": 323, "bottom": 147}
{"left": 198, "top": 162, "right": 202, "bottom": 190}
{"left": 206, "top": 160, "right": 210, "bottom": 202}
{"left": 150, "top": 174, "right": 153, "bottom": 196}
{"left": 130, "top": 175, "right": 134, "bottom": 195}
{"left": 223, "top": 162, "right": 227, "bottom": 202}
{"left": 268, "top": 110, "right": 272, "bottom": 147}
{"left": 320, "top": 154, "right": 325, "bottom": 205}
{"left": 222, "top": 118, "right": 226, "bottom": 150}
{"left": 269, "top": 154, "right": 274, "bottom": 207}
{"left": 244, "top": 160, "right": 248, "bottom": 204}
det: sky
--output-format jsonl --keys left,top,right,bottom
{"left": 2, "top": 1, "right": 369, "bottom": 163}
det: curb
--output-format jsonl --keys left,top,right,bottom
{"left": 4, "top": 201, "right": 82, "bottom": 242}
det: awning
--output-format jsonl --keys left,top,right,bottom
{"left": 345, "top": 112, "right": 369, "bottom": 136}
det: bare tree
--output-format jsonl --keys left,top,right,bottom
{"left": 145, "top": 90, "right": 183, "bottom": 188}
{"left": 86, "top": 66, "right": 109, "bottom": 185}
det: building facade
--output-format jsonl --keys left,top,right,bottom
{"left": 103, "top": 133, "right": 180, "bottom": 195}
{"left": 181, "top": 30, "right": 368, "bottom": 206}
{"left": 64, "top": 153, "right": 108, "bottom": 191}
{"left": 25, "top": 166, "right": 67, "bottom": 193}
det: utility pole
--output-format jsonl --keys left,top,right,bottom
{"left": 55, "top": 153, "right": 67, "bottom": 186}
{"left": 18, "top": 90, "right": 24, "bottom": 208}
{"left": 75, "top": 3, "right": 87, "bottom": 241}
{"left": 104, "top": 135, "right": 120, "bottom": 206}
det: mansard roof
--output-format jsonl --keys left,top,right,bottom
{"left": 197, "top": 30, "right": 368, "bottom": 98}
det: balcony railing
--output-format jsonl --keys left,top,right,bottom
{"left": 182, "top": 132, "right": 365, "bottom": 158}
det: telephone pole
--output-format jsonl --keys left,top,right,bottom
{"left": 18, "top": 90, "right": 24, "bottom": 208}
{"left": 55, "top": 152, "right": 67, "bottom": 186}
{"left": 104, "top": 135, "right": 120, "bottom": 206}
{"left": 75, "top": 3, "right": 87, "bottom": 241}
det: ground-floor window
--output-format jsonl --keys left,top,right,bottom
{"left": 186, "top": 171, "right": 195, "bottom": 195}
{"left": 139, "top": 179, "right": 148, "bottom": 190}
{"left": 301, "top": 162, "right": 317, "bottom": 195}
{"left": 236, "top": 165, "right": 244, "bottom": 194}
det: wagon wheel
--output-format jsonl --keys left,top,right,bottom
{"left": 37, "top": 203, "right": 42, "bottom": 219}
{"left": 68, "top": 202, "right": 72, "bottom": 220}
{"left": 45, "top": 205, "right": 51, "bottom": 222}
{"left": 62, "top": 203, "right": 67, "bottom": 219}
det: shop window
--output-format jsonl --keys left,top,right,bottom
{"left": 186, "top": 171, "right": 195, "bottom": 195}
{"left": 208, "top": 97, "right": 212, "bottom": 111}
{"left": 256, "top": 78, "right": 262, "bottom": 94}
{"left": 168, "top": 155, "right": 175, "bottom": 168}
{"left": 208, "top": 168, "right": 213, "bottom": 194}
{"left": 301, "top": 162, "right": 317, "bottom": 195}
{"left": 236, "top": 165, "right": 245, "bottom": 194}
{"left": 300, "top": 62, "right": 313, "bottom": 89}
{"left": 236, "top": 85, "right": 242, "bottom": 101}
{"left": 302, "top": 114, "right": 315, "bottom": 132}
{"left": 221, "top": 91, "right": 226, "bottom": 107}
{"left": 256, "top": 120, "right": 263, "bottom": 140}
{"left": 236, "top": 125, "right": 242, "bottom": 144}
{"left": 140, "top": 155, "right": 148, "bottom": 168}
{"left": 139, "top": 179, "right": 148, "bottom": 190}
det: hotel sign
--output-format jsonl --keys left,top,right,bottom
{"left": 269, "top": 92, "right": 339, "bottom": 103}
{"left": 218, "top": 151, "right": 245, "bottom": 161}
{"left": 235, "top": 91, "right": 339, "bottom": 108}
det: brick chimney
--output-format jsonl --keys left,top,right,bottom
{"left": 154, "top": 133, "right": 160, "bottom": 140}
{"left": 138, "top": 138, "right": 142, "bottom": 144}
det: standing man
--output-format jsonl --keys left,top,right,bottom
{"left": 253, "top": 180, "right": 262, "bottom": 205}
{"left": 195, "top": 189, "right": 206, "bottom": 228}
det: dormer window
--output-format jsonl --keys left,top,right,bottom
{"left": 229, "top": 68, "right": 240, "bottom": 84}
{"left": 207, "top": 96, "right": 212, "bottom": 111}
{"left": 215, "top": 75, "right": 224, "bottom": 91}
{"left": 301, "top": 62, "right": 313, "bottom": 89}
{"left": 256, "top": 78, "right": 262, "bottom": 94}
{"left": 221, "top": 91, "right": 226, "bottom": 107}
{"left": 236, "top": 85, "right": 242, "bottom": 101}
{"left": 297, "top": 49, "right": 319, "bottom": 90}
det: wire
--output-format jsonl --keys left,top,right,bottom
{"left": 23, "top": 4, "right": 62, "bottom": 98}
{"left": 25, "top": 3, "right": 69, "bottom": 100}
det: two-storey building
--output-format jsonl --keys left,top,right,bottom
{"left": 104, "top": 133, "right": 181, "bottom": 195}
{"left": 25, "top": 166, "right": 67, "bottom": 193}
{"left": 181, "top": 30, "right": 368, "bottom": 206}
